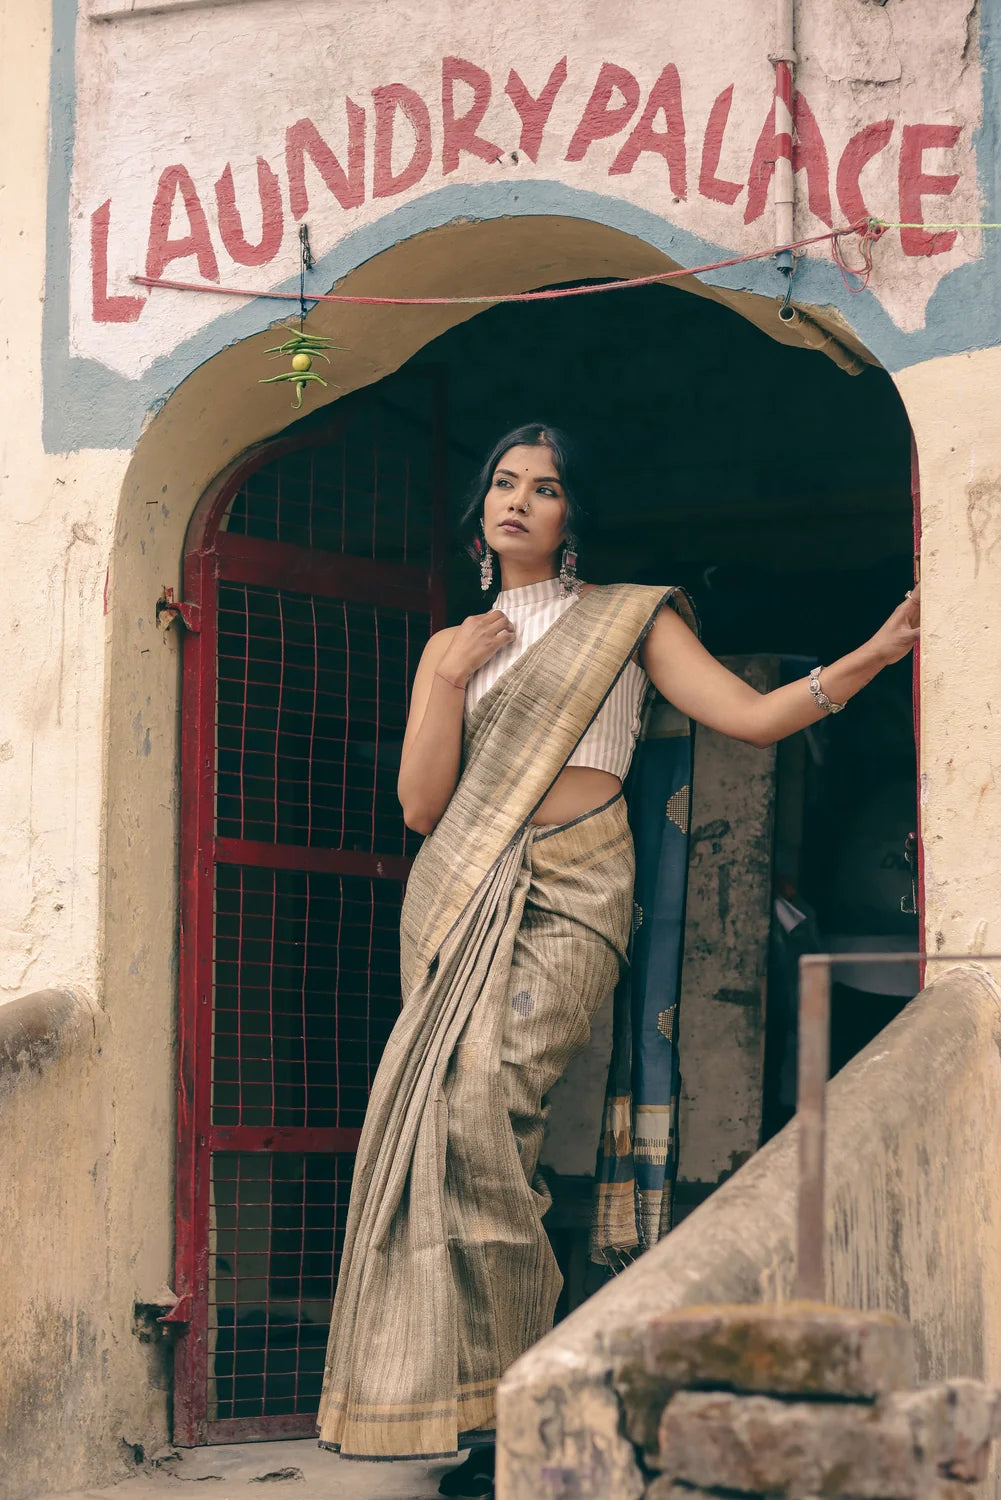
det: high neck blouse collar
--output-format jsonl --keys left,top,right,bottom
{"left": 494, "top": 575, "right": 563, "bottom": 611}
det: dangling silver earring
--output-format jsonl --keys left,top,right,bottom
{"left": 559, "top": 536, "right": 581, "bottom": 599}
{"left": 476, "top": 524, "right": 494, "bottom": 593}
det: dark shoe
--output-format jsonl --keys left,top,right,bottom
{"left": 438, "top": 1444, "right": 495, "bottom": 1497}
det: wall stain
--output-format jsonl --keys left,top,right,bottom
{"left": 966, "top": 472, "right": 1001, "bottom": 578}
{"left": 714, "top": 987, "right": 758, "bottom": 1008}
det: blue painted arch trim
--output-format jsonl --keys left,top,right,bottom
{"left": 44, "top": 0, "right": 1001, "bottom": 454}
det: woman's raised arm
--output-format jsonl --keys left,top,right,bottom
{"left": 641, "top": 587, "right": 920, "bottom": 748}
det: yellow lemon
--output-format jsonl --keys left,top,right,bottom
{"left": 291, "top": 352, "right": 312, "bottom": 372}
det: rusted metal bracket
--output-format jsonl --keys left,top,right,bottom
{"left": 157, "top": 1292, "right": 192, "bottom": 1328}
{"left": 156, "top": 586, "right": 202, "bottom": 634}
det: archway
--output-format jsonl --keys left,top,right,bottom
{"left": 101, "top": 213, "right": 914, "bottom": 1447}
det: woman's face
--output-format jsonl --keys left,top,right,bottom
{"left": 481, "top": 444, "right": 569, "bottom": 567}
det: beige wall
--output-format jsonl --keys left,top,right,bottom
{"left": 897, "top": 348, "right": 1001, "bottom": 963}
{"left": 0, "top": 4, "right": 170, "bottom": 1485}
{"left": 0, "top": 0, "right": 128, "bottom": 1006}
{"left": 0, "top": 989, "right": 170, "bottom": 1500}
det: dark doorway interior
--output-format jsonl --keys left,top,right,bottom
{"left": 401, "top": 279, "right": 918, "bottom": 1142}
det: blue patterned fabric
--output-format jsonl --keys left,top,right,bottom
{"left": 591, "top": 707, "right": 694, "bottom": 1263}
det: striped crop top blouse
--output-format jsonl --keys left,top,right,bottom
{"left": 463, "top": 576, "right": 648, "bottom": 781}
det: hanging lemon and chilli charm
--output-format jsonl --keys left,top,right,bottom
{"left": 259, "top": 323, "right": 345, "bottom": 409}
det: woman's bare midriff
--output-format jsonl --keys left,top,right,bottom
{"left": 531, "top": 766, "right": 622, "bottom": 826}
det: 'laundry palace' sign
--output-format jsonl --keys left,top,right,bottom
{"left": 69, "top": 0, "right": 981, "bottom": 377}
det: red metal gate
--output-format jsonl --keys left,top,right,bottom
{"left": 173, "top": 379, "right": 445, "bottom": 1444}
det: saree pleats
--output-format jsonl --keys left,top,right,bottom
{"left": 317, "top": 584, "right": 694, "bottom": 1461}
{"left": 318, "top": 797, "right": 633, "bottom": 1457}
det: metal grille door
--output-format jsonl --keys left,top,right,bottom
{"left": 174, "top": 384, "right": 445, "bottom": 1444}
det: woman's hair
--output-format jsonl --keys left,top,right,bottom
{"left": 458, "top": 423, "right": 590, "bottom": 556}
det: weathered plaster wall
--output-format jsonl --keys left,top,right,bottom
{"left": 0, "top": 989, "right": 110, "bottom": 1499}
{"left": 896, "top": 346, "right": 1001, "bottom": 963}
{"left": 497, "top": 965, "right": 1001, "bottom": 1498}
{"left": 0, "top": 989, "right": 170, "bottom": 1500}
{"left": 0, "top": 1, "right": 174, "bottom": 1487}
{"left": 0, "top": 0, "right": 126, "bottom": 1006}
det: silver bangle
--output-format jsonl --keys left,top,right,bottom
{"left": 808, "top": 666, "right": 845, "bottom": 714}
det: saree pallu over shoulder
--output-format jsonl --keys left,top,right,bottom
{"left": 317, "top": 582, "right": 693, "bottom": 1462}
{"left": 401, "top": 583, "right": 694, "bottom": 983}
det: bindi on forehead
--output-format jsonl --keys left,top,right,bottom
{"left": 495, "top": 469, "right": 564, "bottom": 494}
{"left": 495, "top": 449, "right": 563, "bottom": 486}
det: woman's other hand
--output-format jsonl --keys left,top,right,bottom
{"left": 437, "top": 610, "right": 515, "bottom": 686}
{"left": 398, "top": 611, "right": 514, "bottom": 833}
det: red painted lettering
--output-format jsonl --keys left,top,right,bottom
{"left": 442, "top": 57, "right": 502, "bottom": 172}
{"left": 745, "top": 101, "right": 781, "bottom": 224}
{"left": 791, "top": 94, "right": 832, "bottom": 227}
{"left": 565, "top": 62, "right": 640, "bottom": 162}
{"left": 91, "top": 199, "right": 146, "bottom": 322}
{"left": 836, "top": 120, "right": 894, "bottom": 225}
{"left": 373, "top": 84, "right": 433, "bottom": 197}
{"left": 699, "top": 86, "right": 743, "bottom": 206}
{"left": 898, "top": 123, "right": 961, "bottom": 256}
{"left": 609, "top": 64, "right": 686, "bottom": 195}
{"left": 146, "top": 165, "right": 220, "bottom": 282}
{"left": 215, "top": 158, "right": 283, "bottom": 267}
{"left": 286, "top": 108, "right": 365, "bottom": 220}
{"left": 744, "top": 90, "right": 831, "bottom": 226}
{"left": 504, "top": 58, "right": 567, "bottom": 163}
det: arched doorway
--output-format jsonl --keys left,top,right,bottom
{"left": 169, "top": 271, "right": 916, "bottom": 1442}
{"left": 103, "top": 212, "right": 915, "bottom": 1448}
{"left": 172, "top": 374, "right": 446, "bottom": 1444}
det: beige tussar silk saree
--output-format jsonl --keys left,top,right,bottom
{"left": 317, "top": 583, "right": 692, "bottom": 1460}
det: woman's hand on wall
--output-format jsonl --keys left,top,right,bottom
{"left": 864, "top": 583, "right": 921, "bottom": 665}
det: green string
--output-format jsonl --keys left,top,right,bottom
{"left": 873, "top": 218, "right": 1001, "bottom": 230}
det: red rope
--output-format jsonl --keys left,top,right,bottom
{"left": 132, "top": 220, "right": 871, "bottom": 309}
{"left": 831, "top": 217, "right": 884, "bottom": 293}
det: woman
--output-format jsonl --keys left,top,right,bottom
{"left": 318, "top": 424, "right": 919, "bottom": 1493}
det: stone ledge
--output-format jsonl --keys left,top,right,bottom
{"left": 644, "top": 1303, "right": 915, "bottom": 1399}
{"left": 655, "top": 1382, "right": 1001, "bottom": 1500}
{"left": 658, "top": 1390, "right": 917, "bottom": 1499}
{"left": 615, "top": 1302, "right": 915, "bottom": 1460}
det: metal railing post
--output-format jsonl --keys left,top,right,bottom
{"left": 796, "top": 955, "right": 830, "bottom": 1301}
